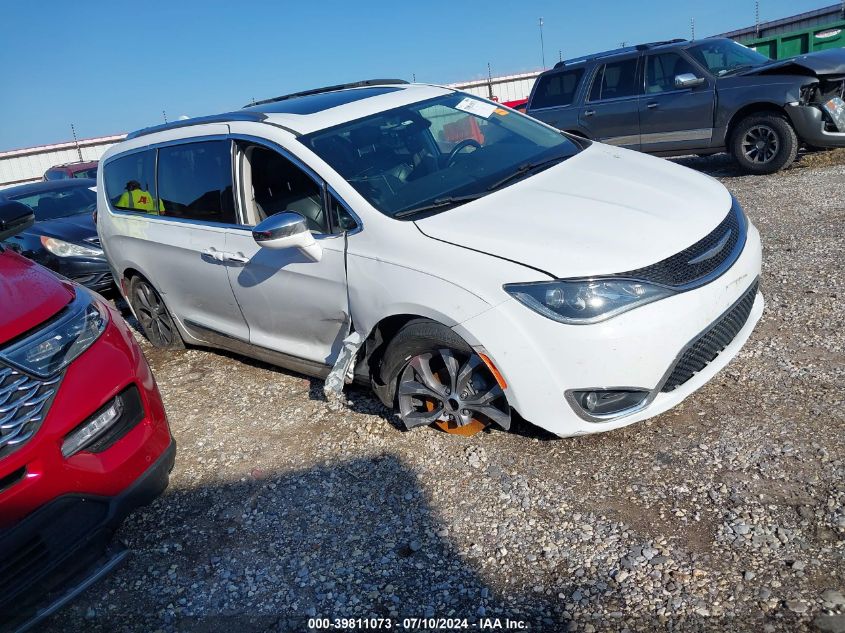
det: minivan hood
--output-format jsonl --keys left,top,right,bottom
{"left": 0, "top": 249, "right": 75, "bottom": 343}
{"left": 415, "top": 144, "right": 732, "bottom": 279}
{"left": 739, "top": 47, "right": 845, "bottom": 78}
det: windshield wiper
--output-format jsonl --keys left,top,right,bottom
{"left": 486, "top": 155, "right": 570, "bottom": 192}
{"left": 393, "top": 193, "right": 488, "bottom": 219}
{"left": 721, "top": 64, "right": 758, "bottom": 76}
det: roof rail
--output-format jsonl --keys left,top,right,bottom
{"left": 245, "top": 79, "right": 409, "bottom": 108}
{"left": 553, "top": 38, "right": 688, "bottom": 69}
{"left": 125, "top": 111, "right": 268, "bottom": 140}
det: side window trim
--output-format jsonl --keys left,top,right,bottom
{"left": 103, "top": 134, "right": 242, "bottom": 229}
{"left": 325, "top": 183, "right": 363, "bottom": 236}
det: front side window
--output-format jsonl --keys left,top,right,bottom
{"left": 300, "top": 93, "right": 580, "bottom": 218}
{"left": 104, "top": 150, "right": 160, "bottom": 214}
{"left": 157, "top": 141, "right": 236, "bottom": 224}
{"left": 645, "top": 53, "right": 700, "bottom": 93}
{"left": 242, "top": 144, "right": 326, "bottom": 232}
{"left": 686, "top": 39, "right": 769, "bottom": 76}
{"left": 588, "top": 58, "right": 640, "bottom": 101}
{"left": 10, "top": 186, "right": 96, "bottom": 220}
{"left": 531, "top": 69, "right": 585, "bottom": 109}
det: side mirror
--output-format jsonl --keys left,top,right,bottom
{"left": 0, "top": 201, "right": 35, "bottom": 241}
{"left": 675, "top": 73, "right": 705, "bottom": 89}
{"left": 252, "top": 211, "right": 322, "bottom": 262}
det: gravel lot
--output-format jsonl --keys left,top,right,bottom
{"left": 45, "top": 151, "right": 844, "bottom": 633}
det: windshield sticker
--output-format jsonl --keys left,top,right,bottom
{"left": 455, "top": 98, "right": 498, "bottom": 119}
{"left": 494, "top": 108, "right": 509, "bottom": 116}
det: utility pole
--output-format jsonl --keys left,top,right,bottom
{"left": 70, "top": 124, "right": 82, "bottom": 162}
{"left": 162, "top": 110, "right": 168, "bottom": 124}
{"left": 691, "top": 17, "right": 695, "bottom": 41}
{"left": 755, "top": 1, "right": 760, "bottom": 38}
{"left": 538, "top": 17, "right": 546, "bottom": 69}
{"left": 487, "top": 62, "right": 494, "bottom": 99}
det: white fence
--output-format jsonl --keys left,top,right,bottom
{"left": 448, "top": 70, "right": 541, "bottom": 103}
{"left": 0, "top": 134, "right": 125, "bottom": 189}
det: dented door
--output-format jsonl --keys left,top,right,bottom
{"left": 223, "top": 228, "right": 349, "bottom": 366}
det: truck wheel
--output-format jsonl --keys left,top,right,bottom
{"left": 730, "top": 114, "right": 798, "bottom": 174}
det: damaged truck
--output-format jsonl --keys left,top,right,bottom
{"left": 526, "top": 37, "right": 845, "bottom": 173}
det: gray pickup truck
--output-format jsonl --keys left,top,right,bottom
{"left": 526, "top": 37, "right": 845, "bottom": 174}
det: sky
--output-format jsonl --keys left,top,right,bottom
{"left": 0, "top": 0, "right": 833, "bottom": 150}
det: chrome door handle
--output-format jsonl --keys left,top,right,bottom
{"left": 221, "top": 252, "right": 250, "bottom": 264}
{"left": 583, "top": 109, "right": 596, "bottom": 117}
{"left": 647, "top": 102, "right": 659, "bottom": 109}
{"left": 201, "top": 248, "right": 225, "bottom": 262}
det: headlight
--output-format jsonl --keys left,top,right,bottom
{"left": 40, "top": 236, "right": 103, "bottom": 257}
{"left": 0, "top": 293, "right": 107, "bottom": 378}
{"left": 504, "top": 278, "right": 676, "bottom": 324}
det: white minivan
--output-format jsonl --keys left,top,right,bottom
{"left": 97, "top": 80, "right": 763, "bottom": 437}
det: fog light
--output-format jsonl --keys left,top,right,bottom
{"left": 62, "top": 397, "right": 124, "bottom": 458}
{"left": 570, "top": 389, "right": 649, "bottom": 418}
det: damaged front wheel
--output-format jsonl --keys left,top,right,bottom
{"left": 379, "top": 320, "right": 510, "bottom": 436}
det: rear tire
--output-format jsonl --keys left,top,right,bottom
{"left": 730, "top": 113, "right": 797, "bottom": 174}
{"left": 128, "top": 276, "right": 184, "bottom": 349}
{"left": 379, "top": 319, "right": 510, "bottom": 435}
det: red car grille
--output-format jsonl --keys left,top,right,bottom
{"left": 0, "top": 364, "right": 60, "bottom": 459}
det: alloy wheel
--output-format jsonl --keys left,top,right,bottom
{"left": 742, "top": 125, "right": 780, "bottom": 164}
{"left": 133, "top": 281, "right": 177, "bottom": 347}
{"left": 397, "top": 348, "right": 510, "bottom": 435}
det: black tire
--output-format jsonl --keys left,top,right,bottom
{"left": 379, "top": 319, "right": 510, "bottom": 433}
{"left": 128, "top": 276, "right": 184, "bottom": 349}
{"left": 730, "top": 113, "right": 798, "bottom": 175}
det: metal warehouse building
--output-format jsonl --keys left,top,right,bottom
{"left": 0, "top": 134, "right": 125, "bottom": 189}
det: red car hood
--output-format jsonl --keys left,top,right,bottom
{"left": 0, "top": 249, "right": 74, "bottom": 344}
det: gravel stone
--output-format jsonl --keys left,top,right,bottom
{"left": 40, "top": 153, "right": 845, "bottom": 631}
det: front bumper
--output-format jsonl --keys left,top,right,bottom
{"left": 785, "top": 103, "right": 845, "bottom": 148}
{"left": 0, "top": 441, "right": 175, "bottom": 631}
{"left": 453, "top": 221, "right": 764, "bottom": 437}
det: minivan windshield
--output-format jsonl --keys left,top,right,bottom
{"left": 686, "top": 39, "right": 770, "bottom": 76}
{"left": 300, "top": 93, "right": 581, "bottom": 218}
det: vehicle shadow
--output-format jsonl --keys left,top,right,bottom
{"left": 41, "top": 455, "right": 574, "bottom": 632}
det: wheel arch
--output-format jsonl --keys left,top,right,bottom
{"left": 358, "top": 311, "right": 469, "bottom": 407}
{"left": 725, "top": 102, "right": 790, "bottom": 146}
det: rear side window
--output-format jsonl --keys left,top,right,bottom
{"left": 531, "top": 69, "right": 585, "bottom": 109}
{"left": 157, "top": 141, "right": 236, "bottom": 224}
{"left": 104, "top": 150, "right": 159, "bottom": 213}
{"left": 44, "top": 169, "right": 67, "bottom": 180}
{"left": 588, "top": 58, "right": 640, "bottom": 101}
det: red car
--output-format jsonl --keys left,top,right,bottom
{"left": 0, "top": 200, "right": 174, "bottom": 630}
{"left": 43, "top": 161, "right": 99, "bottom": 181}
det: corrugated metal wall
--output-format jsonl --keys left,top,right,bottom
{"left": 448, "top": 71, "right": 541, "bottom": 102}
{"left": 0, "top": 135, "right": 125, "bottom": 189}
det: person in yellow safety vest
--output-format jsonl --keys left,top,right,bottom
{"left": 116, "top": 180, "right": 163, "bottom": 214}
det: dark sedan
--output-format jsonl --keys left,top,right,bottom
{"left": 0, "top": 179, "right": 113, "bottom": 292}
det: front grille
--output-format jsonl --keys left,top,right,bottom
{"left": 661, "top": 280, "right": 759, "bottom": 392}
{"left": 0, "top": 364, "right": 60, "bottom": 459}
{"left": 622, "top": 206, "right": 743, "bottom": 287}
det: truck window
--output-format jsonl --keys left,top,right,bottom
{"left": 588, "top": 58, "right": 639, "bottom": 102}
{"left": 645, "top": 53, "right": 699, "bottom": 93}
{"left": 531, "top": 69, "right": 585, "bottom": 109}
